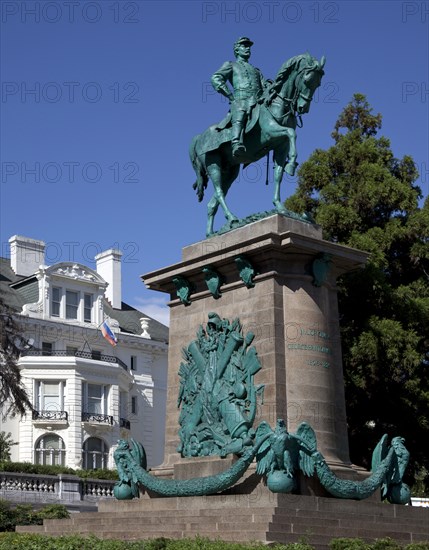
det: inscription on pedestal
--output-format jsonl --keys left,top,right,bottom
{"left": 287, "top": 325, "right": 331, "bottom": 367}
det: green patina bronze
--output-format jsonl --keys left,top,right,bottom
{"left": 176, "top": 312, "right": 264, "bottom": 458}
{"left": 190, "top": 39, "right": 325, "bottom": 237}
{"left": 311, "top": 253, "right": 333, "bottom": 287}
{"left": 214, "top": 209, "right": 311, "bottom": 236}
{"left": 114, "top": 315, "right": 410, "bottom": 504}
{"left": 203, "top": 265, "right": 224, "bottom": 299}
{"left": 114, "top": 435, "right": 270, "bottom": 498}
{"left": 172, "top": 275, "right": 194, "bottom": 306}
{"left": 114, "top": 424, "right": 410, "bottom": 503}
{"left": 235, "top": 255, "right": 257, "bottom": 288}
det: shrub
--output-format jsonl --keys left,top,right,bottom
{"left": 0, "top": 461, "right": 118, "bottom": 480}
{"left": 35, "top": 504, "right": 69, "bottom": 520}
{"left": 76, "top": 468, "right": 119, "bottom": 480}
{"left": 0, "top": 461, "right": 75, "bottom": 476}
{"left": 0, "top": 533, "right": 427, "bottom": 550}
{"left": 12, "top": 504, "right": 37, "bottom": 526}
{"left": 330, "top": 539, "right": 429, "bottom": 550}
{"left": 372, "top": 539, "right": 403, "bottom": 550}
{"left": 0, "top": 501, "right": 69, "bottom": 531}
{"left": 0, "top": 500, "right": 14, "bottom": 532}
{"left": 330, "top": 539, "right": 371, "bottom": 550}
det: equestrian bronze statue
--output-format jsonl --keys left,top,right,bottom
{"left": 190, "top": 40, "right": 326, "bottom": 237}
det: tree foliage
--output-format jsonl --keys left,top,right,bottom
{"left": 0, "top": 432, "right": 17, "bottom": 462}
{"left": 0, "top": 296, "right": 33, "bottom": 418}
{"left": 286, "top": 93, "right": 429, "bottom": 494}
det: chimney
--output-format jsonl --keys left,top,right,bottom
{"left": 95, "top": 249, "right": 122, "bottom": 309}
{"left": 9, "top": 235, "right": 45, "bottom": 277}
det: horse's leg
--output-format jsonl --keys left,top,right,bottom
{"left": 206, "top": 195, "right": 219, "bottom": 237}
{"left": 272, "top": 142, "right": 289, "bottom": 212}
{"left": 206, "top": 162, "right": 239, "bottom": 226}
{"left": 284, "top": 127, "right": 298, "bottom": 176}
{"left": 223, "top": 164, "right": 240, "bottom": 202}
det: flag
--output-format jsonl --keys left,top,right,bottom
{"left": 101, "top": 320, "right": 117, "bottom": 347}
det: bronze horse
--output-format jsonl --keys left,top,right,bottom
{"left": 190, "top": 53, "right": 325, "bottom": 236}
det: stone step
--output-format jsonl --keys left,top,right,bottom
{"left": 66, "top": 512, "right": 273, "bottom": 527}
{"left": 291, "top": 507, "right": 428, "bottom": 525}
{"left": 272, "top": 514, "right": 429, "bottom": 533}
{"left": 270, "top": 522, "right": 415, "bottom": 542}
{"left": 15, "top": 492, "right": 429, "bottom": 550}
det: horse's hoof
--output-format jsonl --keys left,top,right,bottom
{"left": 285, "top": 161, "right": 298, "bottom": 177}
{"left": 274, "top": 204, "right": 290, "bottom": 216}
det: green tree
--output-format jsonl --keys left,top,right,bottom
{"left": 0, "top": 432, "right": 18, "bottom": 462}
{"left": 0, "top": 296, "right": 33, "bottom": 418}
{"left": 286, "top": 93, "right": 429, "bottom": 494}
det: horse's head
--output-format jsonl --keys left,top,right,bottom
{"left": 295, "top": 56, "right": 326, "bottom": 115}
{"left": 295, "top": 55, "right": 325, "bottom": 115}
{"left": 273, "top": 53, "right": 326, "bottom": 116}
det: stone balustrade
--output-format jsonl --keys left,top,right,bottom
{"left": 0, "top": 471, "right": 116, "bottom": 508}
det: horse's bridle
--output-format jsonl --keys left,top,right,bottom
{"left": 267, "top": 64, "right": 321, "bottom": 128}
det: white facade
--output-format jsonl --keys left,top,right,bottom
{"left": 1, "top": 236, "right": 168, "bottom": 470}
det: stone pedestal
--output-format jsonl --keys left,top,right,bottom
{"left": 143, "top": 215, "right": 368, "bottom": 485}
{"left": 21, "top": 216, "right": 429, "bottom": 547}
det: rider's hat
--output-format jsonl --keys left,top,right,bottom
{"left": 234, "top": 37, "right": 254, "bottom": 47}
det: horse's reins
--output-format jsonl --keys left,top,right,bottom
{"left": 263, "top": 65, "right": 321, "bottom": 184}
{"left": 267, "top": 65, "right": 320, "bottom": 126}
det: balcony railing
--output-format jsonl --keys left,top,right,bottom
{"left": 82, "top": 412, "right": 114, "bottom": 425}
{"left": 120, "top": 417, "right": 131, "bottom": 430}
{"left": 32, "top": 410, "right": 68, "bottom": 421}
{"left": 22, "top": 349, "right": 128, "bottom": 371}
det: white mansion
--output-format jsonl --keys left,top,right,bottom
{"left": 0, "top": 235, "right": 168, "bottom": 470}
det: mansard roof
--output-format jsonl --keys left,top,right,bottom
{"left": 0, "top": 256, "right": 169, "bottom": 343}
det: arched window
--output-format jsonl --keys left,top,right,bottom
{"left": 35, "top": 434, "right": 66, "bottom": 466}
{"left": 82, "top": 437, "right": 109, "bottom": 469}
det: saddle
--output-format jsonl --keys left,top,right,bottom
{"left": 198, "top": 103, "right": 261, "bottom": 156}
{"left": 215, "top": 102, "right": 260, "bottom": 133}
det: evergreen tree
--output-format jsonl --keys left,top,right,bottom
{"left": 0, "top": 296, "right": 33, "bottom": 418}
{"left": 286, "top": 93, "right": 429, "bottom": 494}
{"left": 0, "top": 431, "right": 18, "bottom": 461}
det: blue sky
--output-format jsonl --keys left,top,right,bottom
{"left": 1, "top": 0, "right": 428, "bottom": 326}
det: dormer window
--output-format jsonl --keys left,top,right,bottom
{"left": 66, "top": 291, "right": 79, "bottom": 319}
{"left": 50, "top": 285, "right": 94, "bottom": 323}
{"left": 84, "top": 294, "right": 93, "bottom": 323}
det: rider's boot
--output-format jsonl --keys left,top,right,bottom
{"left": 231, "top": 120, "right": 246, "bottom": 158}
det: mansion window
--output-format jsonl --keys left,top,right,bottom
{"left": 84, "top": 293, "right": 93, "bottom": 322}
{"left": 35, "top": 434, "right": 66, "bottom": 466}
{"left": 35, "top": 380, "right": 66, "bottom": 413}
{"left": 82, "top": 437, "right": 109, "bottom": 469}
{"left": 50, "top": 286, "right": 94, "bottom": 323}
{"left": 131, "top": 396, "right": 137, "bottom": 415}
{"left": 82, "top": 383, "right": 109, "bottom": 415}
{"left": 52, "top": 287, "right": 61, "bottom": 317}
{"left": 66, "top": 290, "right": 79, "bottom": 319}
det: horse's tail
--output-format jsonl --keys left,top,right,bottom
{"left": 189, "top": 135, "right": 208, "bottom": 203}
